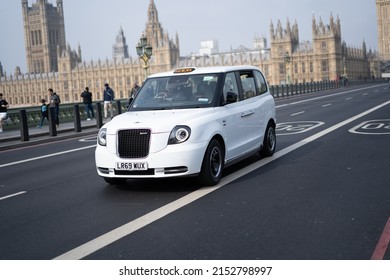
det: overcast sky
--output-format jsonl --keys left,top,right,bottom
{"left": 0, "top": 0, "right": 378, "bottom": 74}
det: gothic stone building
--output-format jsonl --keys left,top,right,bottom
{"left": 376, "top": 0, "right": 390, "bottom": 61}
{"left": 376, "top": 0, "right": 390, "bottom": 74}
{"left": 0, "top": 0, "right": 179, "bottom": 108}
{"left": 0, "top": 0, "right": 376, "bottom": 108}
{"left": 181, "top": 15, "right": 374, "bottom": 85}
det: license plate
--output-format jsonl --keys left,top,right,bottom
{"left": 116, "top": 162, "right": 148, "bottom": 171}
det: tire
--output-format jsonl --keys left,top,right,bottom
{"left": 198, "top": 139, "right": 224, "bottom": 186}
{"left": 260, "top": 123, "right": 276, "bottom": 157}
{"left": 103, "top": 177, "right": 127, "bottom": 185}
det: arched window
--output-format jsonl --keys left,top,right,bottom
{"left": 31, "top": 31, "right": 35, "bottom": 45}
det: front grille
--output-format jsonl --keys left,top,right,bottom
{"left": 117, "top": 129, "right": 151, "bottom": 158}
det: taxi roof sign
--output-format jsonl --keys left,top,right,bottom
{"left": 174, "top": 68, "right": 195, "bottom": 74}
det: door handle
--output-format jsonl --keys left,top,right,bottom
{"left": 241, "top": 111, "right": 254, "bottom": 118}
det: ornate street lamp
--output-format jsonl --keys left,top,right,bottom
{"left": 136, "top": 33, "right": 153, "bottom": 81}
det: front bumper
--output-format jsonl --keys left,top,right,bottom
{"left": 95, "top": 140, "right": 208, "bottom": 179}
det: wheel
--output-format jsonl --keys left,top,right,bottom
{"left": 198, "top": 139, "right": 224, "bottom": 186}
{"left": 260, "top": 123, "right": 276, "bottom": 157}
{"left": 103, "top": 177, "right": 127, "bottom": 185}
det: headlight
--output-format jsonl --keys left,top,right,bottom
{"left": 97, "top": 128, "right": 107, "bottom": 146}
{"left": 168, "top": 125, "right": 191, "bottom": 144}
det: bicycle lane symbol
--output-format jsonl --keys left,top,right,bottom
{"left": 349, "top": 119, "right": 390, "bottom": 135}
{"left": 276, "top": 121, "right": 325, "bottom": 135}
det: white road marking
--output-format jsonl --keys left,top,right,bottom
{"left": 0, "top": 191, "right": 27, "bottom": 201}
{"left": 79, "top": 137, "right": 97, "bottom": 143}
{"left": 291, "top": 111, "right": 305, "bottom": 116}
{"left": 322, "top": 103, "right": 332, "bottom": 107}
{"left": 276, "top": 121, "right": 325, "bottom": 136}
{"left": 54, "top": 99, "right": 390, "bottom": 260}
{"left": 349, "top": 119, "right": 390, "bottom": 135}
{"left": 0, "top": 145, "right": 96, "bottom": 168}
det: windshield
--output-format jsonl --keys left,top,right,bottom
{"left": 130, "top": 73, "right": 221, "bottom": 110}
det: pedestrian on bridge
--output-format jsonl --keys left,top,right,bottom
{"left": 37, "top": 98, "right": 49, "bottom": 128}
{"left": 103, "top": 83, "right": 115, "bottom": 119}
{"left": 49, "top": 88, "right": 61, "bottom": 128}
{"left": 81, "top": 87, "right": 95, "bottom": 120}
{"left": 0, "top": 93, "right": 9, "bottom": 133}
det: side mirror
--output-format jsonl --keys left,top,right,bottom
{"left": 225, "top": 92, "right": 238, "bottom": 104}
{"left": 126, "top": 97, "right": 134, "bottom": 109}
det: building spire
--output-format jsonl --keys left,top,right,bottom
{"left": 145, "top": 0, "right": 162, "bottom": 49}
{"left": 312, "top": 13, "right": 317, "bottom": 36}
{"left": 270, "top": 20, "right": 275, "bottom": 40}
{"left": 286, "top": 18, "right": 291, "bottom": 35}
{"left": 113, "top": 26, "right": 129, "bottom": 60}
{"left": 0, "top": 61, "right": 4, "bottom": 77}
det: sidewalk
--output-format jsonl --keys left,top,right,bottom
{"left": 0, "top": 120, "right": 100, "bottom": 151}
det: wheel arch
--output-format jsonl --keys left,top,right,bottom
{"left": 267, "top": 118, "right": 276, "bottom": 129}
{"left": 210, "top": 133, "right": 226, "bottom": 158}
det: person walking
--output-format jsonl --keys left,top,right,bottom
{"left": 126, "top": 82, "right": 140, "bottom": 108}
{"left": 0, "top": 93, "right": 9, "bottom": 132}
{"left": 131, "top": 82, "right": 140, "bottom": 98}
{"left": 48, "top": 88, "right": 61, "bottom": 127}
{"left": 81, "top": 87, "right": 95, "bottom": 120}
{"left": 37, "top": 98, "right": 49, "bottom": 128}
{"left": 103, "top": 83, "right": 114, "bottom": 119}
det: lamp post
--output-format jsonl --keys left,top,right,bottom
{"left": 136, "top": 33, "right": 153, "bottom": 81}
{"left": 284, "top": 51, "right": 291, "bottom": 84}
{"left": 342, "top": 55, "right": 347, "bottom": 78}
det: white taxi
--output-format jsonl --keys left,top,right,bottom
{"left": 95, "top": 66, "right": 276, "bottom": 186}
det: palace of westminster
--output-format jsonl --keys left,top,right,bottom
{"left": 0, "top": 0, "right": 389, "bottom": 108}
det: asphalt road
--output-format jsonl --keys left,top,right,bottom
{"left": 0, "top": 84, "right": 389, "bottom": 260}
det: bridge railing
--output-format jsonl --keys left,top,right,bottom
{"left": 2, "top": 100, "right": 128, "bottom": 131}
{"left": 1, "top": 78, "right": 387, "bottom": 139}
{"left": 269, "top": 79, "right": 385, "bottom": 98}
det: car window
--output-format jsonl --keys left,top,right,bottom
{"left": 254, "top": 70, "right": 268, "bottom": 95}
{"left": 222, "top": 72, "right": 239, "bottom": 103}
{"left": 239, "top": 71, "right": 257, "bottom": 100}
{"left": 130, "top": 73, "right": 221, "bottom": 110}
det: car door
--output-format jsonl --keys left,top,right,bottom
{"left": 236, "top": 70, "right": 266, "bottom": 152}
{"left": 252, "top": 69, "right": 270, "bottom": 143}
{"left": 223, "top": 71, "right": 257, "bottom": 161}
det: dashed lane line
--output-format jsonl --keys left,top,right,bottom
{"left": 0, "top": 191, "right": 27, "bottom": 201}
{"left": 290, "top": 111, "right": 305, "bottom": 116}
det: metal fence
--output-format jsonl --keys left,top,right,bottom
{"left": 2, "top": 78, "right": 386, "bottom": 132}
{"left": 269, "top": 79, "right": 384, "bottom": 99}
{"left": 2, "top": 100, "right": 128, "bottom": 131}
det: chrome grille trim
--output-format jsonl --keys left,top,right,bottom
{"left": 117, "top": 129, "right": 151, "bottom": 158}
